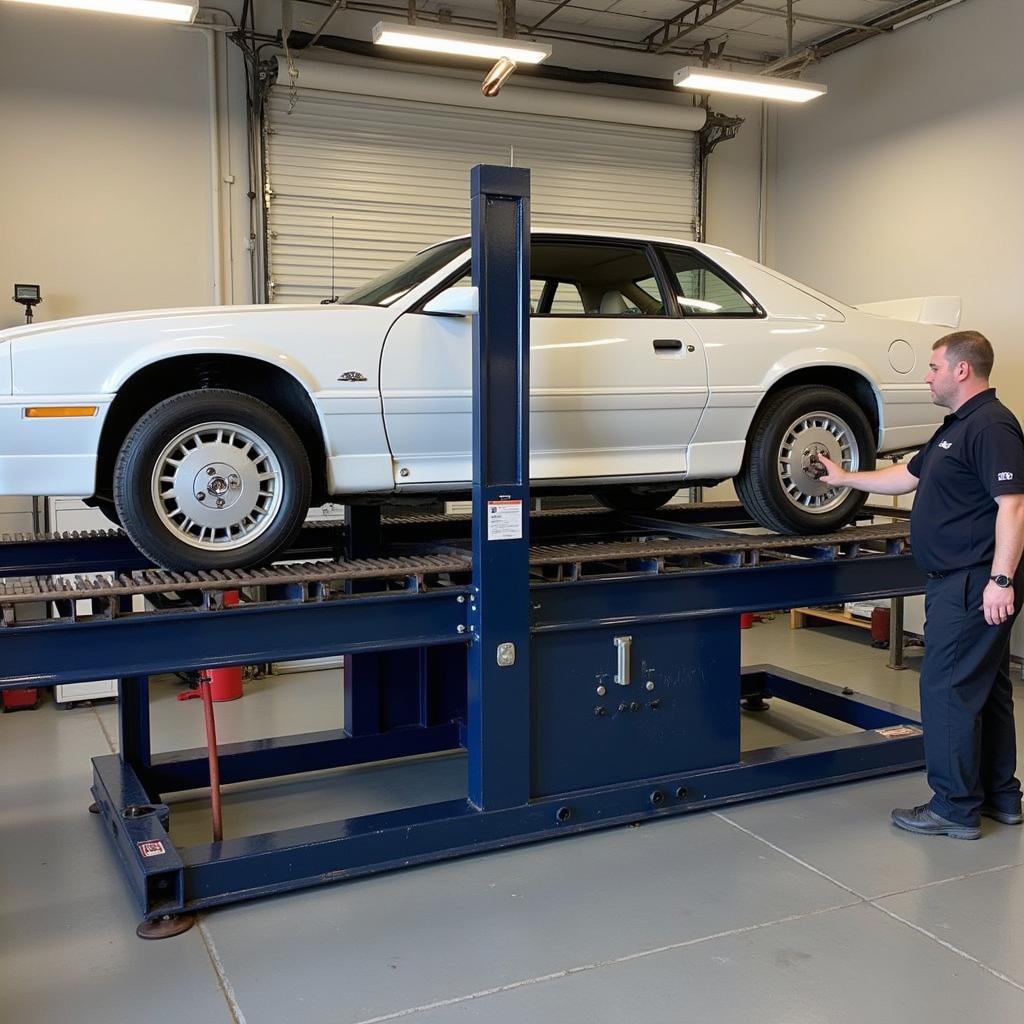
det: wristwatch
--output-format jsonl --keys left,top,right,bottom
{"left": 990, "top": 574, "right": 1012, "bottom": 588}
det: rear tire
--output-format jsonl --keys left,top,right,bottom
{"left": 736, "top": 385, "right": 874, "bottom": 535}
{"left": 113, "top": 389, "right": 311, "bottom": 571}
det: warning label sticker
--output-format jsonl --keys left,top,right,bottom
{"left": 138, "top": 840, "right": 166, "bottom": 858}
{"left": 875, "top": 725, "right": 923, "bottom": 739}
{"left": 487, "top": 499, "right": 523, "bottom": 541}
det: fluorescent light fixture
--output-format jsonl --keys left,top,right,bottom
{"left": 5, "top": 0, "right": 197, "bottom": 21}
{"left": 372, "top": 20, "right": 551, "bottom": 64}
{"left": 674, "top": 67, "right": 826, "bottom": 103}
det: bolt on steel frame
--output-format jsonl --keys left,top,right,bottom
{"left": 0, "top": 166, "right": 926, "bottom": 930}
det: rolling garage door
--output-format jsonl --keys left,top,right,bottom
{"left": 264, "top": 58, "right": 703, "bottom": 304}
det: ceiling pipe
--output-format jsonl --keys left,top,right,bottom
{"left": 284, "top": 30, "right": 701, "bottom": 93}
{"left": 766, "top": 0, "right": 970, "bottom": 75}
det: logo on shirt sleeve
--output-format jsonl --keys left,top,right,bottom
{"left": 998, "top": 472, "right": 1014, "bottom": 481}
{"left": 938, "top": 440, "right": 952, "bottom": 449}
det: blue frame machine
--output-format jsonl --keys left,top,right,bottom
{"left": 0, "top": 166, "right": 925, "bottom": 931}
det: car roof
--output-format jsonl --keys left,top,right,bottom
{"left": 432, "top": 229, "right": 734, "bottom": 258}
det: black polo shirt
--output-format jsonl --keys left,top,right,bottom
{"left": 908, "top": 389, "right": 1024, "bottom": 573}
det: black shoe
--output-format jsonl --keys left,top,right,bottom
{"left": 891, "top": 804, "right": 981, "bottom": 840}
{"left": 980, "top": 804, "right": 1023, "bottom": 825}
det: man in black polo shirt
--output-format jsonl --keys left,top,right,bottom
{"left": 818, "top": 330, "right": 1024, "bottom": 839}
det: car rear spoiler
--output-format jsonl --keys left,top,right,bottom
{"left": 856, "top": 296, "right": 962, "bottom": 329}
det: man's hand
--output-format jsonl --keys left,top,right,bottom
{"left": 982, "top": 580, "right": 1015, "bottom": 626}
{"left": 815, "top": 454, "right": 848, "bottom": 487}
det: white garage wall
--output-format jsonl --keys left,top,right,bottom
{"left": 0, "top": 6, "right": 250, "bottom": 329}
{"left": 770, "top": 0, "right": 1024, "bottom": 417}
{"left": 705, "top": 99, "right": 764, "bottom": 260}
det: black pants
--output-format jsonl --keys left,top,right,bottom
{"left": 921, "top": 564, "right": 1022, "bottom": 825}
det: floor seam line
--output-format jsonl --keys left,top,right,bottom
{"left": 869, "top": 901, "right": 1024, "bottom": 994}
{"left": 871, "top": 859, "right": 1024, "bottom": 900}
{"left": 197, "top": 915, "right": 248, "bottom": 1024}
{"left": 91, "top": 704, "right": 117, "bottom": 755}
{"left": 711, "top": 811, "right": 869, "bottom": 900}
{"left": 347, "top": 903, "right": 854, "bottom": 1024}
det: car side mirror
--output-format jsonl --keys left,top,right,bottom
{"left": 423, "top": 286, "right": 478, "bottom": 317}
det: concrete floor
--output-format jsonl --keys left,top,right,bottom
{"left": 2, "top": 616, "right": 1024, "bottom": 1023}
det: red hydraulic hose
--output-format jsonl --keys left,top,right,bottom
{"left": 199, "top": 676, "right": 224, "bottom": 843}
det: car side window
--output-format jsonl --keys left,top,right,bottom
{"left": 427, "top": 241, "right": 668, "bottom": 317}
{"left": 660, "top": 247, "right": 759, "bottom": 317}
{"left": 531, "top": 240, "right": 666, "bottom": 317}
{"left": 538, "top": 280, "right": 586, "bottom": 315}
{"left": 429, "top": 270, "right": 578, "bottom": 316}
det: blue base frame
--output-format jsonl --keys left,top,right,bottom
{"left": 90, "top": 665, "right": 922, "bottom": 919}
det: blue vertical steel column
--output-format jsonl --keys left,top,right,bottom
{"left": 343, "top": 505, "right": 383, "bottom": 736}
{"left": 468, "top": 165, "right": 532, "bottom": 810}
{"left": 118, "top": 676, "right": 152, "bottom": 786}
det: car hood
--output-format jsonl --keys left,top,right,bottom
{"left": 0, "top": 302, "right": 372, "bottom": 343}
{"left": 2, "top": 302, "right": 397, "bottom": 398}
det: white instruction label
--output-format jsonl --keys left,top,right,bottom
{"left": 875, "top": 725, "right": 922, "bottom": 739}
{"left": 487, "top": 499, "right": 523, "bottom": 541}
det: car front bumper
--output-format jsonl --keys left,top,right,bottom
{"left": 0, "top": 398, "right": 110, "bottom": 496}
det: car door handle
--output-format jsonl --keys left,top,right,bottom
{"left": 653, "top": 338, "right": 688, "bottom": 352}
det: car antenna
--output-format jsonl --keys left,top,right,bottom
{"left": 321, "top": 214, "right": 339, "bottom": 305}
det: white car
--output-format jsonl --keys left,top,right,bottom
{"left": 0, "top": 231, "right": 957, "bottom": 570}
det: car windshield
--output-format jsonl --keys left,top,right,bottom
{"left": 341, "top": 239, "right": 469, "bottom": 307}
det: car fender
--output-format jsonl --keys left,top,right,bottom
{"left": 102, "top": 338, "right": 321, "bottom": 395}
{"left": 101, "top": 340, "right": 336, "bottom": 475}
{"left": 760, "top": 347, "right": 884, "bottom": 425}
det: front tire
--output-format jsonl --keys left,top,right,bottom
{"left": 736, "top": 385, "right": 874, "bottom": 534}
{"left": 113, "top": 389, "right": 312, "bottom": 571}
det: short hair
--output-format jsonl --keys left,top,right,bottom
{"left": 933, "top": 330, "right": 993, "bottom": 379}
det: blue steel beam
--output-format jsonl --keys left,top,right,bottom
{"left": 0, "top": 533, "right": 150, "bottom": 577}
{"left": 0, "top": 521, "right": 349, "bottom": 579}
{"left": 742, "top": 667, "right": 921, "bottom": 730}
{"left": 0, "top": 589, "right": 472, "bottom": 688}
{"left": 0, "top": 556, "right": 922, "bottom": 690}
{"left": 91, "top": 757, "right": 182, "bottom": 916}
{"left": 531, "top": 554, "right": 925, "bottom": 632}
{"left": 468, "top": 165, "right": 532, "bottom": 810}
{"left": 144, "top": 722, "right": 462, "bottom": 792}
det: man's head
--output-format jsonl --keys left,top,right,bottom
{"left": 926, "top": 330, "right": 993, "bottom": 409}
